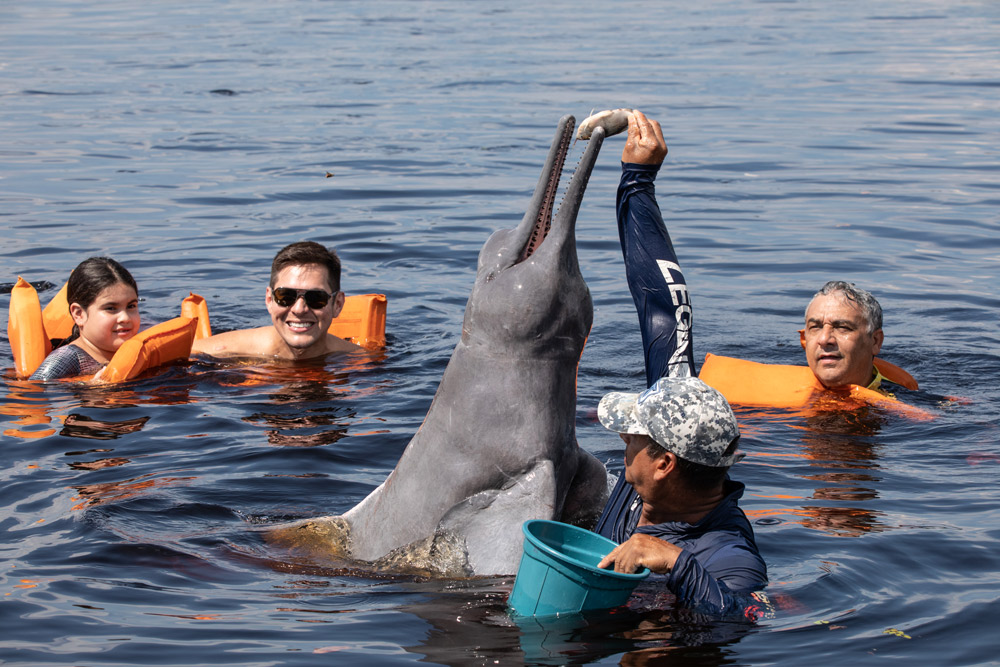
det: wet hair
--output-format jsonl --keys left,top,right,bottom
{"left": 269, "top": 242, "right": 341, "bottom": 293}
{"left": 643, "top": 438, "right": 734, "bottom": 492}
{"left": 809, "top": 280, "right": 883, "bottom": 335}
{"left": 60, "top": 257, "right": 138, "bottom": 346}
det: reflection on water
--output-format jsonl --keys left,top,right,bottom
{"left": 60, "top": 413, "right": 149, "bottom": 440}
{"left": 795, "top": 410, "right": 886, "bottom": 537}
{"left": 265, "top": 427, "right": 349, "bottom": 448}
{"left": 397, "top": 586, "right": 761, "bottom": 667}
{"left": 0, "top": 380, "right": 60, "bottom": 439}
{"left": 71, "top": 472, "right": 197, "bottom": 510}
{"left": 746, "top": 406, "right": 893, "bottom": 538}
{"left": 219, "top": 359, "right": 388, "bottom": 447}
{"left": 66, "top": 456, "right": 131, "bottom": 471}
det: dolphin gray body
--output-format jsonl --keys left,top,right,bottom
{"left": 282, "top": 116, "right": 610, "bottom": 576}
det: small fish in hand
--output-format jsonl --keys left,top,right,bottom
{"left": 576, "top": 108, "right": 633, "bottom": 140}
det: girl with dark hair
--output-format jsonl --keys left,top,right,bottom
{"left": 30, "top": 257, "right": 140, "bottom": 380}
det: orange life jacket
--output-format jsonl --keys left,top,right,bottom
{"left": 698, "top": 353, "right": 933, "bottom": 420}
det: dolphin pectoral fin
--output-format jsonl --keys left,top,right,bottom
{"left": 438, "top": 460, "right": 560, "bottom": 575}
{"left": 265, "top": 516, "right": 352, "bottom": 561}
{"left": 372, "top": 530, "right": 472, "bottom": 579}
{"left": 559, "top": 450, "right": 610, "bottom": 529}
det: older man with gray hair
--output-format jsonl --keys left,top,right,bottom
{"left": 801, "top": 280, "right": 886, "bottom": 390}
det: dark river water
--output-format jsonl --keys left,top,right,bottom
{"left": 2, "top": 1, "right": 999, "bottom": 665}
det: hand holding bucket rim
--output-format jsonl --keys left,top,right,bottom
{"left": 598, "top": 532, "right": 682, "bottom": 574}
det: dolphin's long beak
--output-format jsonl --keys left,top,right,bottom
{"left": 516, "top": 115, "right": 575, "bottom": 263}
{"left": 479, "top": 115, "right": 606, "bottom": 281}
{"left": 514, "top": 116, "right": 606, "bottom": 264}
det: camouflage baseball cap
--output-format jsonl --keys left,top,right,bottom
{"left": 598, "top": 376, "right": 743, "bottom": 468}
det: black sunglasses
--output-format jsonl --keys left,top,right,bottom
{"left": 271, "top": 287, "right": 334, "bottom": 309}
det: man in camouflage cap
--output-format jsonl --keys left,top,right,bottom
{"left": 594, "top": 376, "right": 767, "bottom": 614}
{"left": 592, "top": 111, "right": 767, "bottom": 616}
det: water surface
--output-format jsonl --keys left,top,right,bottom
{"left": 2, "top": 1, "right": 999, "bottom": 665}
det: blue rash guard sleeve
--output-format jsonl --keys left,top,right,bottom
{"left": 617, "top": 162, "right": 695, "bottom": 387}
{"left": 657, "top": 536, "right": 769, "bottom": 616}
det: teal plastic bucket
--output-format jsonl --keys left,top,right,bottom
{"left": 508, "top": 520, "right": 650, "bottom": 617}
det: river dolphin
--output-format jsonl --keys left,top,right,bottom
{"left": 276, "top": 116, "right": 610, "bottom": 576}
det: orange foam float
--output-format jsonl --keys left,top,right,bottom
{"left": 100, "top": 315, "right": 200, "bottom": 383}
{"left": 8, "top": 277, "right": 52, "bottom": 379}
{"left": 329, "top": 293, "right": 386, "bottom": 350}
{"left": 698, "top": 353, "right": 932, "bottom": 420}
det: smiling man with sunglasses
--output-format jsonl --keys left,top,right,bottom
{"left": 191, "top": 241, "right": 361, "bottom": 359}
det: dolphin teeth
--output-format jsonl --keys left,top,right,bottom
{"left": 553, "top": 142, "right": 596, "bottom": 221}
{"left": 517, "top": 118, "right": 574, "bottom": 263}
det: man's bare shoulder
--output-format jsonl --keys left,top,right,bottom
{"left": 325, "top": 334, "right": 365, "bottom": 355}
{"left": 191, "top": 328, "right": 366, "bottom": 360}
{"left": 190, "top": 327, "right": 277, "bottom": 358}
